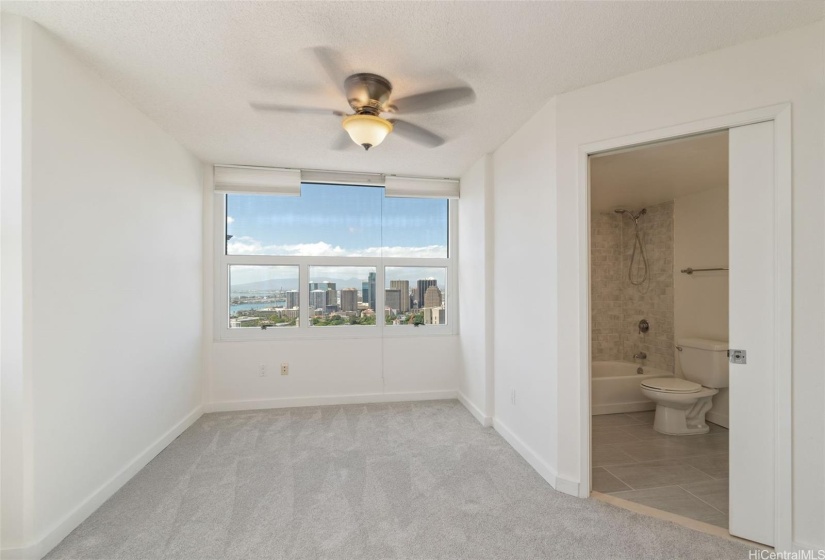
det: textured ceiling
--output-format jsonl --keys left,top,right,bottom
{"left": 590, "top": 131, "right": 729, "bottom": 213}
{"left": 4, "top": 1, "right": 823, "bottom": 177}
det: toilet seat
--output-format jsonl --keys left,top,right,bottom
{"left": 641, "top": 377, "right": 702, "bottom": 394}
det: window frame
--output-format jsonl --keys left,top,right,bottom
{"left": 213, "top": 184, "right": 457, "bottom": 341}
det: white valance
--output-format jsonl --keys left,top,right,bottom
{"left": 384, "top": 176, "right": 460, "bottom": 199}
{"left": 213, "top": 165, "right": 301, "bottom": 196}
{"left": 214, "top": 166, "right": 459, "bottom": 199}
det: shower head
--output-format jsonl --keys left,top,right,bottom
{"left": 614, "top": 208, "right": 646, "bottom": 221}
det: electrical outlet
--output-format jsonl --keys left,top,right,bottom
{"left": 259, "top": 364, "right": 266, "bottom": 377}
{"left": 280, "top": 363, "right": 289, "bottom": 376}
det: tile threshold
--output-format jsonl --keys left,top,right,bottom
{"left": 591, "top": 492, "right": 770, "bottom": 551}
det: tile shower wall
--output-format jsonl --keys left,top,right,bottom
{"left": 591, "top": 201, "right": 674, "bottom": 372}
{"left": 621, "top": 202, "right": 674, "bottom": 372}
{"left": 591, "top": 212, "right": 623, "bottom": 361}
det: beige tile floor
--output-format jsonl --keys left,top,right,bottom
{"left": 592, "top": 411, "right": 729, "bottom": 529}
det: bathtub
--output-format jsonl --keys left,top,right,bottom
{"left": 591, "top": 361, "right": 673, "bottom": 415}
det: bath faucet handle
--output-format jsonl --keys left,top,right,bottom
{"left": 634, "top": 351, "right": 647, "bottom": 360}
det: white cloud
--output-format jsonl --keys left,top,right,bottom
{"left": 226, "top": 216, "right": 234, "bottom": 224}
{"left": 226, "top": 236, "right": 447, "bottom": 258}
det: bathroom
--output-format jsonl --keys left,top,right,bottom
{"left": 588, "top": 131, "right": 731, "bottom": 529}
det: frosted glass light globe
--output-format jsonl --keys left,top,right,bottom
{"left": 342, "top": 114, "right": 393, "bottom": 150}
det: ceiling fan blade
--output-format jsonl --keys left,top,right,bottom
{"left": 331, "top": 129, "right": 356, "bottom": 151}
{"left": 388, "top": 119, "right": 444, "bottom": 148}
{"left": 311, "top": 46, "right": 350, "bottom": 94}
{"left": 390, "top": 87, "right": 475, "bottom": 114}
{"left": 250, "top": 102, "right": 345, "bottom": 117}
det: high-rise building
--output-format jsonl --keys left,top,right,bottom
{"left": 310, "top": 289, "right": 326, "bottom": 313}
{"left": 423, "top": 307, "right": 446, "bottom": 325}
{"left": 326, "top": 288, "right": 338, "bottom": 312}
{"left": 368, "top": 271, "right": 376, "bottom": 310}
{"left": 340, "top": 288, "right": 358, "bottom": 312}
{"left": 385, "top": 288, "right": 401, "bottom": 312}
{"left": 309, "top": 281, "right": 337, "bottom": 312}
{"left": 423, "top": 285, "right": 443, "bottom": 309}
{"left": 361, "top": 282, "right": 369, "bottom": 305}
{"left": 285, "top": 290, "right": 299, "bottom": 309}
{"left": 416, "top": 278, "right": 438, "bottom": 308}
{"left": 389, "top": 280, "right": 410, "bottom": 312}
{"left": 308, "top": 281, "right": 336, "bottom": 292}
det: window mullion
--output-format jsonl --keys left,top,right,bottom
{"left": 299, "top": 262, "right": 309, "bottom": 329}
{"left": 376, "top": 262, "right": 385, "bottom": 330}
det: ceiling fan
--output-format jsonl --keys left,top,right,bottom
{"left": 250, "top": 48, "right": 476, "bottom": 151}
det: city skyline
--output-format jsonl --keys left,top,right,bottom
{"left": 230, "top": 272, "right": 448, "bottom": 328}
{"left": 230, "top": 265, "right": 447, "bottom": 291}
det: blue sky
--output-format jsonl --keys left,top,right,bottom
{"left": 226, "top": 184, "right": 448, "bottom": 257}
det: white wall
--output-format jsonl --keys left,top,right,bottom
{"left": 457, "top": 155, "right": 493, "bottom": 424}
{"left": 673, "top": 186, "right": 729, "bottom": 427}
{"left": 208, "top": 336, "right": 457, "bottom": 410}
{"left": 488, "top": 99, "right": 560, "bottom": 487}
{"left": 554, "top": 23, "right": 824, "bottom": 548}
{"left": 1, "top": 17, "right": 205, "bottom": 558}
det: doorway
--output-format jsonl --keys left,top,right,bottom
{"left": 578, "top": 105, "right": 792, "bottom": 549}
{"left": 588, "top": 131, "right": 731, "bottom": 529}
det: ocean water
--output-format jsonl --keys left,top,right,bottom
{"left": 231, "top": 301, "right": 287, "bottom": 313}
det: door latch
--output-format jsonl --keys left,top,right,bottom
{"left": 728, "top": 349, "right": 747, "bottom": 364}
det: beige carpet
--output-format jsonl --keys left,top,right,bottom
{"left": 45, "top": 400, "right": 752, "bottom": 559}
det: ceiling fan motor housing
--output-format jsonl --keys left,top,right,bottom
{"left": 345, "top": 73, "right": 393, "bottom": 115}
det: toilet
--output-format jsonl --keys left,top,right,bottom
{"left": 640, "top": 338, "right": 729, "bottom": 435}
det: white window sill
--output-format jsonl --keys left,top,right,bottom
{"left": 214, "top": 325, "right": 455, "bottom": 343}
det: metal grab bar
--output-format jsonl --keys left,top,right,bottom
{"left": 680, "top": 267, "right": 729, "bottom": 275}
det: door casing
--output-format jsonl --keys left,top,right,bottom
{"left": 577, "top": 104, "right": 792, "bottom": 550}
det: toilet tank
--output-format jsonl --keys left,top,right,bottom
{"left": 677, "top": 338, "right": 729, "bottom": 388}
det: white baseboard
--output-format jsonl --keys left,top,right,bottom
{"left": 553, "top": 475, "right": 581, "bottom": 497}
{"left": 457, "top": 391, "right": 492, "bottom": 427}
{"left": 492, "top": 417, "right": 578, "bottom": 497}
{"left": 706, "top": 411, "right": 729, "bottom": 429}
{"left": 205, "top": 390, "right": 458, "bottom": 413}
{"left": 1, "top": 406, "right": 203, "bottom": 560}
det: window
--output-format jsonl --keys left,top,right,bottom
{"left": 226, "top": 184, "right": 383, "bottom": 257}
{"left": 384, "top": 267, "right": 447, "bottom": 327}
{"left": 309, "top": 266, "right": 376, "bottom": 327}
{"left": 229, "top": 265, "right": 299, "bottom": 328}
{"left": 216, "top": 181, "right": 454, "bottom": 338}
